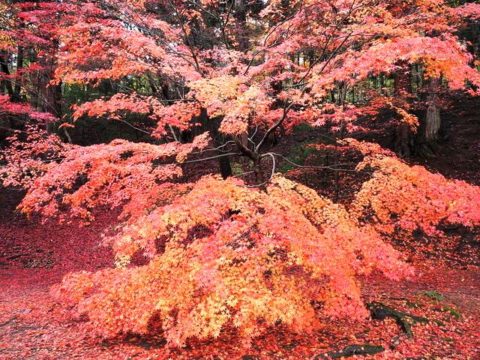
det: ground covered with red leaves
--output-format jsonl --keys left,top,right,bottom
{"left": 1, "top": 186, "right": 479, "bottom": 359}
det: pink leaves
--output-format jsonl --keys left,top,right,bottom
{"left": 71, "top": 94, "right": 206, "bottom": 137}
{"left": 453, "top": 3, "right": 480, "bottom": 20}
{"left": 152, "top": 101, "right": 202, "bottom": 137}
{"left": 350, "top": 140, "right": 480, "bottom": 236}
{"left": 0, "top": 95, "right": 56, "bottom": 123}
{"left": 309, "top": 36, "right": 480, "bottom": 96}
{"left": 19, "top": 134, "right": 211, "bottom": 223}
{"left": 72, "top": 93, "right": 157, "bottom": 121}
{"left": 0, "top": 125, "right": 69, "bottom": 188}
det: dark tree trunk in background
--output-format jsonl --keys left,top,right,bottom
{"left": 0, "top": 52, "right": 14, "bottom": 97}
{"left": 234, "top": 0, "right": 250, "bottom": 51}
{"left": 0, "top": 51, "right": 14, "bottom": 136}
{"left": 42, "top": 79, "right": 62, "bottom": 115}
{"left": 424, "top": 78, "right": 442, "bottom": 143}
{"left": 12, "top": 46, "right": 24, "bottom": 102}
{"left": 218, "top": 153, "right": 234, "bottom": 179}
{"left": 336, "top": 81, "right": 348, "bottom": 106}
{"left": 43, "top": 79, "right": 62, "bottom": 134}
{"left": 201, "top": 109, "right": 233, "bottom": 179}
{"left": 393, "top": 64, "right": 413, "bottom": 157}
{"left": 414, "top": 78, "right": 442, "bottom": 157}
{"left": 425, "top": 101, "right": 441, "bottom": 142}
{"left": 42, "top": 39, "right": 63, "bottom": 133}
{"left": 394, "top": 122, "right": 411, "bottom": 157}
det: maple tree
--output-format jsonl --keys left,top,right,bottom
{"left": 52, "top": 175, "right": 413, "bottom": 346}
{"left": 49, "top": 0, "right": 480, "bottom": 168}
{"left": 1, "top": 0, "right": 480, "bottom": 353}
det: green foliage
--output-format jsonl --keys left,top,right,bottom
{"left": 278, "top": 142, "right": 318, "bottom": 173}
{"left": 442, "top": 306, "right": 462, "bottom": 319}
{"left": 292, "top": 123, "right": 315, "bottom": 134}
{"left": 422, "top": 290, "right": 446, "bottom": 302}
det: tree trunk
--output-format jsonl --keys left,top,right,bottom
{"left": 424, "top": 78, "right": 441, "bottom": 143}
{"left": 12, "top": 45, "right": 24, "bottom": 101}
{"left": 394, "top": 122, "right": 411, "bottom": 157}
{"left": 253, "top": 157, "right": 264, "bottom": 187}
{"left": 218, "top": 156, "right": 233, "bottom": 179}
{"left": 0, "top": 52, "right": 14, "bottom": 97}
{"left": 424, "top": 102, "right": 441, "bottom": 142}
{"left": 415, "top": 78, "right": 442, "bottom": 157}
{"left": 0, "top": 51, "right": 13, "bottom": 137}
{"left": 234, "top": 0, "right": 249, "bottom": 51}
{"left": 201, "top": 109, "right": 233, "bottom": 179}
{"left": 393, "top": 64, "right": 413, "bottom": 157}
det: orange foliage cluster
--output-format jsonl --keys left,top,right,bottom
{"left": 309, "top": 36, "right": 480, "bottom": 96}
{"left": 453, "top": 2, "right": 480, "bottom": 20}
{"left": 53, "top": 1, "right": 201, "bottom": 88}
{"left": 54, "top": 18, "right": 172, "bottom": 85}
{"left": 152, "top": 101, "right": 203, "bottom": 137}
{"left": 71, "top": 93, "right": 159, "bottom": 121}
{"left": 19, "top": 133, "right": 210, "bottom": 222}
{"left": 348, "top": 140, "right": 480, "bottom": 236}
{"left": 3, "top": 0, "right": 480, "bottom": 352}
{"left": 45, "top": 0, "right": 480, "bottom": 140}
{"left": 187, "top": 76, "right": 274, "bottom": 136}
{"left": 52, "top": 175, "right": 412, "bottom": 346}
{"left": 72, "top": 93, "right": 205, "bottom": 137}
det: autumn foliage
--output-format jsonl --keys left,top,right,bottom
{"left": 19, "top": 132, "right": 210, "bottom": 221}
{"left": 0, "top": 125, "right": 69, "bottom": 188}
{"left": 51, "top": 175, "right": 413, "bottom": 346}
{"left": 351, "top": 141, "right": 480, "bottom": 236}
{"left": 1, "top": 0, "right": 480, "bottom": 353}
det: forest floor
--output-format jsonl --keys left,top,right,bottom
{"left": 1, "top": 99, "right": 479, "bottom": 359}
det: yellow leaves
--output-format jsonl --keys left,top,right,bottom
{"left": 0, "top": 31, "right": 14, "bottom": 50}
{"left": 189, "top": 76, "right": 243, "bottom": 105}
{"left": 113, "top": 234, "right": 139, "bottom": 266}
{"left": 186, "top": 76, "right": 273, "bottom": 136}
{"left": 114, "top": 255, "right": 131, "bottom": 269}
{"left": 191, "top": 294, "right": 231, "bottom": 338}
{"left": 225, "top": 295, "right": 239, "bottom": 308}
